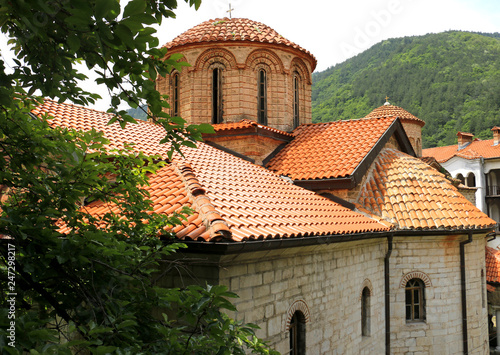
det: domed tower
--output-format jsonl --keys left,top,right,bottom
{"left": 156, "top": 18, "right": 317, "bottom": 132}
{"left": 365, "top": 101, "right": 425, "bottom": 157}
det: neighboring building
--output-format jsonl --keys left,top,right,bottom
{"left": 32, "top": 17, "right": 498, "bottom": 355}
{"left": 423, "top": 128, "right": 500, "bottom": 245}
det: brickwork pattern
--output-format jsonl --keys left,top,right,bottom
{"left": 157, "top": 43, "right": 313, "bottom": 131}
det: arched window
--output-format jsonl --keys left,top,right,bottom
{"left": 456, "top": 173, "right": 465, "bottom": 186}
{"left": 257, "top": 69, "right": 267, "bottom": 125}
{"left": 405, "top": 278, "right": 425, "bottom": 322}
{"left": 172, "top": 72, "right": 180, "bottom": 117}
{"left": 289, "top": 311, "right": 306, "bottom": 355}
{"left": 467, "top": 172, "right": 476, "bottom": 187}
{"left": 361, "top": 287, "right": 371, "bottom": 336}
{"left": 212, "top": 67, "right": 223, "bottom": 124}
{"left": 293, "top": 73, "right": 300, "bottom": 129}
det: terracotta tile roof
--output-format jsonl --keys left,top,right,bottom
{"left": 423, "top": 138, "right": 500, "bottom": 163}
{"left": 486, "top": 246, "right": 500, "bottom": 284}
{"left": 35, "top": 100, "right": 389, "bottom": 242}
{"left": 266, "top": 117, "right": 396, "bottom": 180}
{"left": 163, "top": 17, "right": 316, "bottom": 69}
{"left": 365, "top": 103, "right": 425, "bottom": 127}
{"left": 211, "top": 119, "right": 294, "bottom": 137}
{"left": 357, "top": 148, "right": 496, "bottom": 230}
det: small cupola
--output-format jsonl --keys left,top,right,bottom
{"left": 457, "top": 131, "right": 474, "bottom": 150}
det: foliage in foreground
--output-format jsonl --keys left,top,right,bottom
{"left": 0, "top": 0, "right": 276, "bottom": 353}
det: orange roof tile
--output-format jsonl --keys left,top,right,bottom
{"left": 486, "top": 246, "right": 500, "bottom": 284}
{"left": 423, "top": 138, "right": 500, "bottom": 163}
{"left": 365, "top": 103, "right": 425, "bottom": 127}
{"left": 35, "top": 99, "right": 389, "bottom": 242}
{"left": 211, "top": 119, "right": 294, "bottom": 137}
{"left": 163, "top": 17, "right": 316, "bottom": 70}
{"left": 357, "top": 148, "right": 496, "bottom": 230}
{"left": 266, "top": 117, "right": 397, "bottom": 181}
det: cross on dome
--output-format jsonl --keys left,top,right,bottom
{"left": 227, "top": 3, "right": 234, "bottom": 18}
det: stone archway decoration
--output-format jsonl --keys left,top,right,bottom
{"left": 195, "top": 48, "right": 238, "bottom": 71}
{"left": 399, "top": 271, "right": 432, "bottom": 288}
{"left": 285, "top": 299, "right": 310, "bottom": 330}
{"left": 359, "top": 278, "right": 374, "bottom": 300}
{"left": 290, "top": 57, "right": 312, "bottom": 85}
{"left": 245, "top": 48, "right": 285, "bottom": 74}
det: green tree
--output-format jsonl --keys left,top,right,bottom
{"left": 0, "top": 0, "right": 276, "bottom": 353}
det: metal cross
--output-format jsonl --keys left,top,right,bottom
{"left": 227, "top": 3, "right": 234, "bottom": 18}
{"left": 385, "top": 95, "right": 389, "bottom": 102}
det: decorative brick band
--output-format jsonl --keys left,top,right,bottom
{"left": 291, "top": 57, "right": 312, "bottom": 85}
{"left": 285, "top": 300, "right": 310, "bottom": 330}
{"left": 195, "top": 48, "right": 237, "bottom": 71}
{"left": 399, "top": 271, "right": 432, "bottom": 288}
{"left": 245, "top": 48, "right": 285, "bottom": 74}
{"left": 359, "top": 278, "right": 374, "bottom": 300}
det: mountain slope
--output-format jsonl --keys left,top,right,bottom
{"left": 312, "top": 31, "right": 500, "bottom": 148}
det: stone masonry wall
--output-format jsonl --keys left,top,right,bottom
{"left": 218, "top": 239, "right": 387, "bottom": 355}
{"left": 390, "top": 234, "right": 488, "bottom": 355}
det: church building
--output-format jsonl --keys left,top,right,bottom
{"left": 34, "top": 17, "right": 497, "bottom": 354}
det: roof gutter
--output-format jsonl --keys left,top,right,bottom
{"left": 175, "top": 227, "right": 495, "bottom": 255}
{"left": 178, "top": 231, "right": 390, "bottom": 255}
{"left": 460, "top": 231, "right": 473, "bottom": 355}
{"left": 385, "top": 234, "right": 393, "bottom": 355}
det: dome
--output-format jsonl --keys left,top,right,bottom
{"left": 365, "top": 103, "right": 425, "bottom": 127}
{"left": 163, "top": 17, "right": 316, "bottom": 70}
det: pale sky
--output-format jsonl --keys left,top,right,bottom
{"left": 1, "top": 0, "right": 500, "bottom": 110}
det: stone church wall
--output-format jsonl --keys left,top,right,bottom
{"left": 219, "top": 239, "right": 388, "bottom": 354}
{"left": 389, "top": 234, "right": 488, "bottom": 354}
{"left": 217, "top": 233, "right": 488, "bottom": 354}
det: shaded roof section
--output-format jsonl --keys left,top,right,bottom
{"left": 211, "top": 119, "right": 293, "bottom": 138}
{"left": 35, "top": 99, "right": 390, "bottom": 242}
{"left": 162, "top": 17, "right": 316, "bottom": 70}
{"left": 486, "top": 246, "right": 500, "bottom": 284}
{"left": 365, "top": 103, "right": 425, "bottom": 127}
{"left": 266, "top": 116, "right": 399, "bottom": 182}
{"left": 357, "top": 148, "right": 496, "bottom": 231}
{"left": 423, "top": 138, "right": 500, "bottom": 163}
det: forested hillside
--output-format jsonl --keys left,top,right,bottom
{"left": 312, "top": 31, "right": 500, "bottom": 148}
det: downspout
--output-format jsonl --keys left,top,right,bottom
{"left": 460, "top": 232, "right": 473, "bottom": 355}
{"left": 385, "top": 235, "right": 393, "bottom": 355}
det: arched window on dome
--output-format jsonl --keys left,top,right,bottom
{"left": 467, "top": 172, "right": 476, "bottom": 187}
{"left": 289, "top": 310, "right": 306, "bottom": 355}
{"left": 212, "top": 67, "right": 223, "bottom": 124}
{"left": 293, "top": 73, "right": 300, "bottom": 129}
{"left": 171, "top": 72, "right": 180, "bottom": 117}
{"left": 257, "top": 69, "right": 267, "bottom": 125}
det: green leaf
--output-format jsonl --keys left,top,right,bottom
{"left": 123, "top": 0, "right": 147, "bottom": 18}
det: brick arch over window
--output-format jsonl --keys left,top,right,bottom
{"left": 195, "top": 48, "right": 237, "bottom": 71}
{"left": 359, "top": 278, "right": 374, "bottom": 300}
{"left": 290, "top": 57, "right": 311, "bottom": 84}
{"left": 399, "top": 271, "right": 432, "bottom": 288}
{"left": 285, "top": 300, "right": 310, "bottom": 330}
{"left": 245, "top": 49, "right": 285, "bottom": 74}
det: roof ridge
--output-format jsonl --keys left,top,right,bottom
{"left": 174, "top": 160, "right": 231, "bottom": 241}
